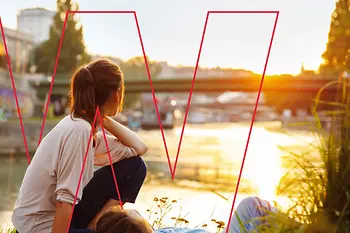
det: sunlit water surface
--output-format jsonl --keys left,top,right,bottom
{"left": 0, "top": 122, "right": 315, "bottom": 231}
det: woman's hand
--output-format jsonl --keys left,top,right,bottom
{"left": 102, "top": 116, "right": 148, "bottom": 155}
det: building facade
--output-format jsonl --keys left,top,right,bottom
{"left": 158, "top": 61, "right": 254, "bottom": 79}
{"left": 1, "top": 27, "right": 34, "bottom": 74}
{"left": 17, "top": 8, "right": 55, "bottom": 45}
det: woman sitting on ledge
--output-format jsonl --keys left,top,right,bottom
{"left": 12, "top": 59, "right": 148, "bottom": 233}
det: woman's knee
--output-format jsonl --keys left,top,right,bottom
{"left": 228, "top": 197, "right": 273, "bottom": 233}
{"left": 114, "top": 156, "right": 147, "bottom": 179}
{"left": 236, "top": 197, "right": 260, "bottom": 212}
{"left": 135, "top": 156, "right": 147, "bottom": 180}
{"left": 236, "top": 196, "right": 274, "bottom": 216}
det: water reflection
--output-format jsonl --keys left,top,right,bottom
{"left": 0, "top": 122, "right": 315, "bottom": 230}
{"left": 0, "top": 154, "right": 28, "bottom": 230}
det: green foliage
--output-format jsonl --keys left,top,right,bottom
{"left": 0, "top": 229, "right": 16, "bottom": 233}
{"left": 253, "top": 211, "right": 335, "bottom": 233}
{"left": 320, "top": 80, "right": 350, "bottom": 230}
{"left": 254, "top": 0, "right": 350, "bottom": 115}
{"left": 265, "top": 0, "right": 350, "bottom": 116}
{"left": 120, "top": 56, "right": 162, "bottom": 81}
{"left": 120, "top": 56, "right": 162, "bottom": 109}
{"left": 274, "top": 75, "right": 350, "bottom": 232}
{"left": 319, "top": 0, "right": 350, "bottom": 76}
{"left": 35, "top": 0, "right": 90, "bottom": 75}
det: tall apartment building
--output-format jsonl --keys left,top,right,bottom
{"left": 17, "top": 8, "right": 55, "bottom": 45}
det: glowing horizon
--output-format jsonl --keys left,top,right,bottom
{"left": 1, "top": 0, "right": 335, "bottom": 76}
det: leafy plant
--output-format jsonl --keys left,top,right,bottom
{"left": 146, "top": 196, "right": 225, "bottom": 232}
{"left": 0, "top": 229, "right": 16, "bottom": 233}
{"left": 275, "top": 74, "right": 350, "bottom": 232}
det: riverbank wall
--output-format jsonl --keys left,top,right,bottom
{"left": 0, "top": 117, "right": 330, "bottom": 155}
{"left": 0, "top": 120, "right": 58, "bottom": 154}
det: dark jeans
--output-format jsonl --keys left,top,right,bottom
{"left": 69, "top": 156, "right": 147, "bottom": 233}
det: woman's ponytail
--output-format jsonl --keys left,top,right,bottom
{"left": 70, "top": 66, "right": 97, "bottom": 126}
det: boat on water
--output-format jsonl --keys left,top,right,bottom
{"left": 139, "top": 95, "right": 181, "bottom": 130}
{"left": 141, "top": 110, "right": 176, "bottom": 130}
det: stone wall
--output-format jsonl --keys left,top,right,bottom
{"left": 0, "top": 120, "right": 57, "bottom": 153}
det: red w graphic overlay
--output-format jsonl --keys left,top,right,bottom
{"left": 202, "top": 11, "right": 279, "bottom": 233}
{"left": 1, "top": 9, "right": 279, "bottom": 232}
{"left": 173, "top": 11, "right": 279, "bottom": 183}
{"left": 0, "top": 18, "right": 31, "bottom": 164}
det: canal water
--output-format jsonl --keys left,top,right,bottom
{"left": 0, "top": 122, "right": 316, "bottom": 231}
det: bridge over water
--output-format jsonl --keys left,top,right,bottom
{"left": 33, "top": 75, "right": 338, "bottom": 101}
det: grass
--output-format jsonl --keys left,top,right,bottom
{"left": 255, "top": 76, "right": 350, "bottom": 232}
{"left": 147, "top": 196, "right": 225, "bottom": 233}
{"left": 0, "top": 229, "right": 16, "bottom": 233}
{"left": 7, "top": 116, "right": 63, "bottom": 123}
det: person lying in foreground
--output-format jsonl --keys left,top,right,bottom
{"left": 88, "top": 196, "right": 280, "bottom": 233}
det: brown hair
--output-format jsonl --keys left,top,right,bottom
{"left": 96, "top": 209, "right": 153, "bottom": 233}
{"left": 69, "top": 59, "right": 124, "bottom": 125}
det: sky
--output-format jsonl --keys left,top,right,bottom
{"left": 0, "top": 0, "right": 337, "bottom": 75}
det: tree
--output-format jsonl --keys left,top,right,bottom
{"left": 35, "top": 0, "right": 90, "bottom": 74}
{"left": 319, "top": 0, "right": 350, "bottom": 76}
{"left": 119, "top": 56, "right": 162, "bottom": 80}
{"left": 120, "top": 56, "right": 162, "bottom": 109}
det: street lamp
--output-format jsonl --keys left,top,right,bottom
{"left": 29, "top": 65, "right": 37, "bottom": 74}
{"left": 76, "top": 54, "right": 82, "bottom": 63}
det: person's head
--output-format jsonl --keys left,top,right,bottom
{"left": 96, "top": 205, "right": 153, "bottom": 233}
{"left": 69, "top": 59, "right": 125, "bottom": 125}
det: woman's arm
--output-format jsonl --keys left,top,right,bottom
{"left": 103, "top": 116, "right": 148, "bottom": 155}
{"left": 52, "top": 127, "right": 92, "bottom": 232}
{"left": 51, "top": 201, "right": 73, "bottom": 233}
